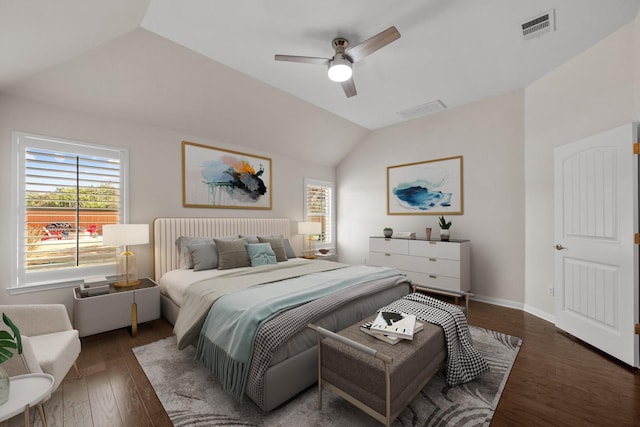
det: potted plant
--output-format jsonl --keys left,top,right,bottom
{"left": 438, "top": 216, "right": 452, "bottom": 241}
{"left": 383, "top": 227, "right": 393, "bottom": 238}
{"left": 0, "top": 313, "right": 22, "bottom": 405}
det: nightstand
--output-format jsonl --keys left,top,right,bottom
{"left": 315, "top": 252, "right": 338, "bottom": 261}
{"left": 72, "top": 277, "right": 160, "bottom": 337}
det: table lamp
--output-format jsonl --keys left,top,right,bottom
{"left": 102, "top": 224, "right": 149, "bottom": 287}
{"left": 298, "top": 221, "right": 321, "bottom": 259}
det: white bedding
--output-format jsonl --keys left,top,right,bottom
{"left": 158, "top": 257, "right": 309, "bottom": 307}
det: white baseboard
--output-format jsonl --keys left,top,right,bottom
{"left": 471, "top": 294, "right": 524, "bottom": 310}
{"left": 471, "top": 295, "right": 556, "bottom": 325}
{"left": 523, "top": 304, "right": 555, "bottom": 324}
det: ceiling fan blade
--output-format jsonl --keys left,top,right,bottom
{"left": 274, "top": 55, "right": 330, "bottom": 65}
{"left": 341, "top": 78, "right": 357, "bottom": 98}
{"left": 346, "top": 26, "right": 401, "bottom": 63}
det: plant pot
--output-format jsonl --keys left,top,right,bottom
{"left": 0, "top": 365, "right": 9, "bottom": 405}
{"left": 383, "top": 230, "right": 393, "bottom": 238}
{"left": 439, "top": 229, "right": 450, "bottom": 241}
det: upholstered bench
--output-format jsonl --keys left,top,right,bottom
{"left": 309, "top": 313, "right": 447, "bottom": 426}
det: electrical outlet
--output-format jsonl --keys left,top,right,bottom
{"left": 547, "top": 286, "right": 554, "bottom": 296}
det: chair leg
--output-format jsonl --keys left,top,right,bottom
{"left": 73, "top": 362, "right": 82, "bottom": 379}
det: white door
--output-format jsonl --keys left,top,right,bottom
{"left": 554, "top": 122, "right": 639, "bottom": 368}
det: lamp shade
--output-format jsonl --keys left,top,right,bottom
{"left": 102, "top": 224, "right": 149, "bottom": 246}
{"left": 298, "top": 221, "right": 321, "bottom": 235}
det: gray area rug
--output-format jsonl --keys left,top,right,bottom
{"left": 133, "top": 326, "right": 521, "bottom": 426}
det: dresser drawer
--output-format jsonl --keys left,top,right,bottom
{"left": 369, "top": 251, "right": 408, "bottom": 270}
{"left": 408, "top": 240, "right": 460, "bottom": 260}
{"left": 370, "top": 252, "right": 460, "bottom": 278}
{"left": 411, "top": 257, "right": 461, "bottom": 277}
{"left": 369, "top": 237, "right": 471, "bottom": 294}
{"left": 405, "top": 271, "right": 467, "bottom": 293}
{"left": 369, "top": 237, "right": 409, "bottom": 255}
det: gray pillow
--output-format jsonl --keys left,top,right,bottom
{"left": 175, "top": 236, "right": 213, "bottom": 269}
{"left": 239, "top": 235, "right": 260, "bottom": 244}
{"left": 257, "top": 235, "right": 288, "bottom": 262}
{"left": 188, "top": 243, "right": 218, "bottom": 271}
{"left": 283, "top": 238, "right": 296, "bottom": 259}
{"left": 240, "top": 235, "right": 295, "bottom": 258}
{"left": 214, "top": 238, "right": 250, "bottom": 270}
{"left": 246, "top": 243, "right": 277, "bottom": 266}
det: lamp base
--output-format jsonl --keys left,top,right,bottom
{"left": 115, "top": 249, "right": 140, "bottom": 288}
{"left": 113, "top": 279, "right": 140, "bottom": 288}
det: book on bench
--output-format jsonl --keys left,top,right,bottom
{"left": 361, "top": 313, "right": 423, "bottom": 344}
{"left": 369, "top": 311, "right": 417, "bottom": 340}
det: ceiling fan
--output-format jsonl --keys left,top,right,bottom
{"left": 274, "top": 26, "right": 401, "bottom": 98}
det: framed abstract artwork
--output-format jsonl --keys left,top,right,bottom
{"left": 387, "top": 155, "right": 463, "bottom": 215}
{"left": 182, "top": 141, "right": 272, "bottom": 209}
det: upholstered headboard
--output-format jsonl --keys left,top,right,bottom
{"left": 153, "top": 217, "right": 291, "bottom": 280}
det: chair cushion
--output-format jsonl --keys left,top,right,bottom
{"left": 29, "top": 330, "right": 81, "bottom": 391}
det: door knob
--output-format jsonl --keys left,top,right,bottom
{"left": 555, "top": 244, "right": 565, "bottom": 250}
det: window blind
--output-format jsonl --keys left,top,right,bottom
{"left": 305, "top": 181, "right": 333, "bottom": 244}
{"left": 15, "top": 132, "right": 128, "bottom": 287}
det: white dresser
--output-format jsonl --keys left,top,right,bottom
{"left": 368, "top": 237, "right": 470, "bottom": 294}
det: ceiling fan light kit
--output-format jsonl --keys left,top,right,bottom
{"left": 275, "top": 26, "right": 400, "bottom": 97}
{"left": 327, "top": 57, "right": 352, "bottom": 82}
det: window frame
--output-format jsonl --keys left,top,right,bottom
{"left": 303, "top": 177, "right": 335, "bottom": 250}
{"left": 11, "top": 131, "right": 130, "bottom": 290}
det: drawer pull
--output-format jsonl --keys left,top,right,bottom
{"left": 429, "top": 275, "right": 437, "bottom": 279}
{"left": 384, "top": 253, "right": 391, "bottom": 256}
{"left": 428, "top": 258, "right": 437, "bottom": 262}
{"left": 429, "top": 241, "right": 437, "bottom": 245}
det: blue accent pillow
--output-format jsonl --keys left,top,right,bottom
{"left": 246, "top": 243, "right": 277, "bottom": 266}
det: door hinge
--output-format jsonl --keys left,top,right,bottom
{"left": 634, "top": 142, "right": 640, "bottom": 154}
{"left": 635, "top": 233, "right": 640, "bottom": 245}
{"left": 636, "top": 323, "right": 640, "bottom": 335}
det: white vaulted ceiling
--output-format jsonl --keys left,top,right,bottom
{"left": 1, "top": 0, "right": 638, "bottom": 164}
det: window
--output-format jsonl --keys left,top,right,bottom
{"left": 304, "top": 178, "right": 335, "bottom": 248}
{"left": 13, "top": 132, "right": 129, "bottom": 288}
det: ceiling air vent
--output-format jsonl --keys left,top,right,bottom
{"left": 396, "top": 100, "right": 446, "bottom": 119}
{"left": 522, "top": 9, "right": 555, "bottom": 40}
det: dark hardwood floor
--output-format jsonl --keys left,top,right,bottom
{"left": 2, "top": 300, "right": 639, "bottom": 426}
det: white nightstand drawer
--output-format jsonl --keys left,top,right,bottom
{"left": 134, "top": 285, "right": 161, "bottom": 324}
{"left": 74, "top": 291, "right": 132, "bottom": 337}
{"left": 73, "top": 277, "right": 160, "bottom": 337}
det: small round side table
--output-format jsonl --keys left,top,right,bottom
{"left": 0, "top": 373, "right": 55, "bottom": 427}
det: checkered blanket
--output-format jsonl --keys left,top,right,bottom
{"left": 379, "top": 292, "right": 490, "bottom": 386}
{"left": 245, "top": 273, "right": 410, "bottom": 408}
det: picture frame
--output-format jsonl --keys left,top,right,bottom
{"left": 182, "top": 141, "right": 272, "bottom": 209}
{"left": 387, "top": 155, "right": 463, "bottom": 215}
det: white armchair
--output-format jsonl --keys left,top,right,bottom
{"left": 0, "top": 304, "right": 81, "bottom": 392}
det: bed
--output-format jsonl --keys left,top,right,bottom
{"left": 152, "top": 217, "right": 412, "bottom": 411}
